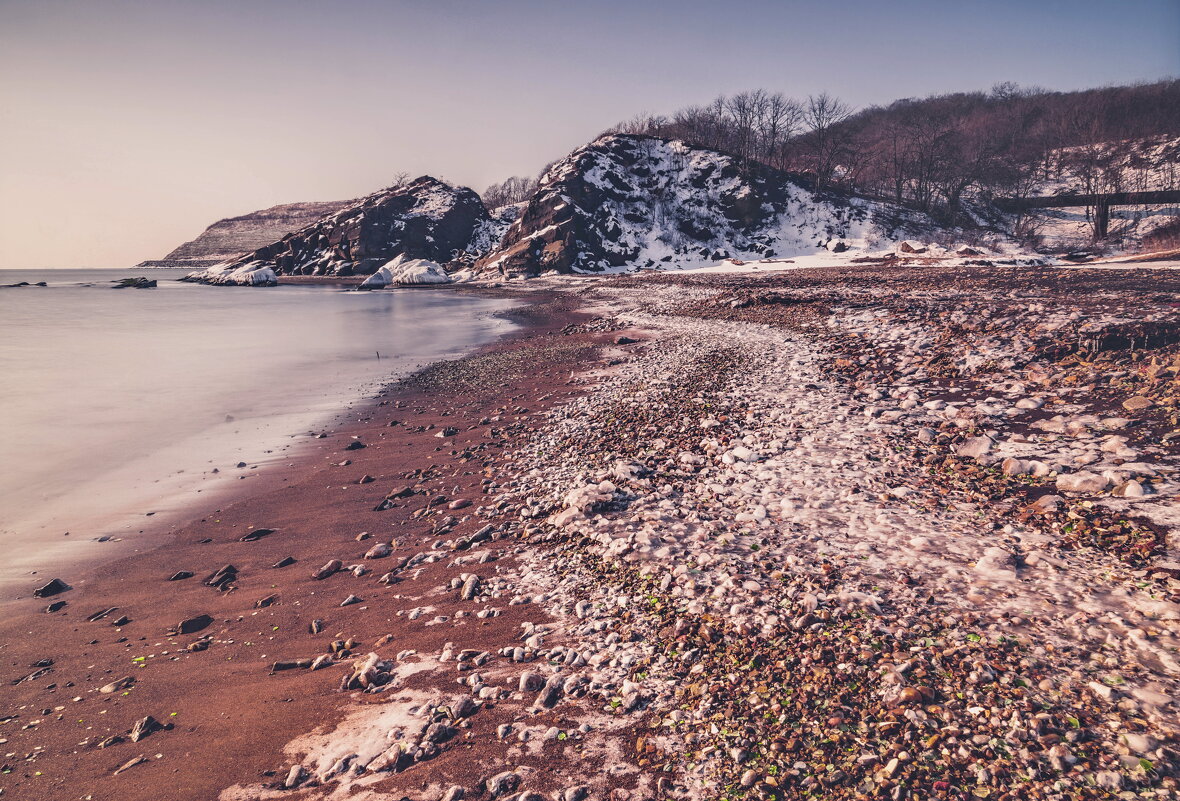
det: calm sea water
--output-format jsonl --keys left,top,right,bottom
{"left": 0, "top": 269, "right": 516, "bottom": 586}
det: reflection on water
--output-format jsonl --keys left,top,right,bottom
{"left": 0, "top": 269, "right": 515, "bottom": 583}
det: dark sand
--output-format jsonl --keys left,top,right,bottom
{"left": 0, "top": 289, "right": 645, "bottom": 800}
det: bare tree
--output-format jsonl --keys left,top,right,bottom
{"left": 804, "top": 92, "right": 854, "bottom": 187}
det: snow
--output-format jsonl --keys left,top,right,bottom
{"left": 501, "top": 134, "right": 950, "bottom": 275}
{"left": 185, "top": 260, "right": 278, "bottom": 286}
{"left": 359, "top": 255, "right": 451, "bottom": 288}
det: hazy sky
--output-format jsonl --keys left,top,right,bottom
{"left": 1, "top": 0, "right": 1177, "bottom": 268}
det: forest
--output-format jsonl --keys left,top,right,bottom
{"left": 486, "top": 80, "right": 1180, "bottom": 238}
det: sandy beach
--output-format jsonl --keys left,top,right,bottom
{"left": 4, "top": 265, "right": 1180, "bottom": 801}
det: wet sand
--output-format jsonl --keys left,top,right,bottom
{"left": 0, "top": 289, "right": 644, "bottom": 801}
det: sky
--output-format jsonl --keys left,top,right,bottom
{"left": 1, "top": 0, "right": 1178, "bottom": 268}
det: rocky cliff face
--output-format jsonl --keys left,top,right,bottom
{"left": 223, "top": 177, "right": 498, "bottom": 277}
{"left": 479, "top": 134, "right": 929, "bottom": 275}
{"left": 138, "top": 200, "right": 353, "bottom": 268}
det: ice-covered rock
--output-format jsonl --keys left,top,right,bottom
{"left": 360, "top": 255, "right": 451, "bottom": 288}
{"left": 184, "top": 260, "right": 278, "bottom": 286}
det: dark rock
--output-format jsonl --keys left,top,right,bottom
{"left": 112, "top": 277, "right": 157, "bottom": 289}
{"left": 344, "top": 440, "right": 366, "bottom": 451}
{"left": 129, "top": 715, "right": 161, "bottom": 742}
{"left": 615, "top": 335, "right": 638, "bottom": 344}
{"left": 340, "top": 594, "right": 363, "bottom": 607}
{"left": 86, "top": 607, "right": 118, "bottom": 622}
{"left": 33, "top": 578, "right": 70, "bottom": 598}
{"left": 167, "top": 571, "right": 194, "bottom": 581}
{"left": 205, "top": 564, "right": 238, "bottom": 589}
{"left": 272, "top": 659, "right": 313, "bottom": 672}
{"left": 272, "top": 556, "right": 296, "bottom": 568}
{"left": 176, "top": 614, "right": 213, "bottom": 635}
{"left": 45, "top": 601, "right": 67, "bottom": 613}
{"left": 111, "top": 615, "right": 131, "bottom": 627}
{"left": 217, "top": 177, "right": 494, "bottom": 278}
{"left": 255, "top": 594, "right": 279, "bottom": 608}
{"left": 239, "top": 528, "right": 275, "bottom": 542}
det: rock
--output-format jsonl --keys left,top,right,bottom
{"left": 341, "top": 594, "right": 363, "bottom": 607}
{"left": 955, "top": 436, "right": 993, "bottom": 459}
{"left": 615, "top": 335, "right": 638, "bottom": 345}
{"left": 100, "top": 676, "right": 136, "bottom": 693}
{"left": 312, "top": 559, "right": 343, "bottom": 580}
{"left": 45, "top": 600, "right": 67, "bottom": 613}
{"left": 272, "top": 556, "right": 296, "bottom": 568}
{"left": 476, "top": 134, "right": 885, "bottom": 275}
{"left": 1056, "top": 471, "right": 1110, "bottom": 493}
{"left": 207, "top": 177, "right": 490, "bottom": 280}
{"left": 460, "top": 575, "right": 481, "bottom": 600}
{"left": 357, "top": 474, "right": 375, "bottom": 484}
{"left": 1029, "top": 494, "right": 1062, "bottom": 513}
{"left": 485, "top": 771, "right": 520, "bottom": 798}
{"left": 167, "top": 571, "right": 194, "bottom": 581}
{"left": 113, "top": 756, "right": 148, "bottom": 775}
{"left": 255, "top": 594, "right": 279, "bottom": 608}
{"left": 272, "top": 658, "right": 313, "bottom": 671}
{"left": 129, "top": 715, "right": 161, "bottom": 742}
{"left": 1122, "top": 396, "right": 1153, "bottom": 412}
{"left": 309, "top": 619, "right": 324, "bottom": 634}
{"left": 364, "top": 543, "right": 392, "bottom": 559}
{"left": 898, "top": 241, "right": 927, "bottom": 254}
{"left": 32, "top": 578, "right": 70, "bottom": 597}
{"left": 536, "top": 675, "right": 564, "bottom": 708}
{"left": 441, "top": 786, "right": 465, "bottom": 801}
{"left": 1112, "top": 480, "right": 1146, "bottom": 497}
{"left": 204, "top": 564, "right": 238, "bottom": 589}
{"left": 344, "top": 440, "right": 366, "bottom": 451}
{"left": 284, "top": 765, "right": 307, "bottom": 790}
{"left": 448, "top": 498, "right": 472, "bottom": 510}
{"left": 176, "top": 614, "right": 213, "bottom": 635}
{"left": 239, "top": 528, "right": 275, "bottom": 542}
{"left": 112, "top": 277, "right": 157, "bottom": 289}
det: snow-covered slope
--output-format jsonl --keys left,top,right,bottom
{"left": 195, "top": 177, "right": 493, "bottom": 280}
{"left": 477, "top": 134, "right": 936, "bottom": 276}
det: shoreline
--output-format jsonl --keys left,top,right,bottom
{"left": 4, "top": 265, "right": 1180, "bottom": 800}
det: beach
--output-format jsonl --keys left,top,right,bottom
{"left": 4, "top": 264, "right": 1180, "bottom": 801}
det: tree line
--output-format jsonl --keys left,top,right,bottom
{"left": 481, "top": 80, "right": 1179, "bottom": 238}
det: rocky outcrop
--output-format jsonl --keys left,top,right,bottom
{"left": 217, "top": 177, "right": 497, "bottom": 278}
{"left": 138, "top": 200, "right": 353, "bottom": 268}
{"left": 478, "top": 134, "right": 930, "bottom": 276}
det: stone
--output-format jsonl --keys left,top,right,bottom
{"left": 113, "top": 756, "right": 148, "bottom": 775}
{"left": 167, "top": 570, "right": 194, "bottom": 581}
{"left": 1122, "top": 396, "right": 1153, "bottom": 412}
{"left": 344, "top": 440, "right": 366, "bottom": 451}
{"left": 461, "top": 575, "right": 481, "bottom": 600}
{"left": 272, "top": 556, "right": 296, "bottom": 568}
{"left": 955, "top": 436, "right": 993, "bottom": 459}
{"left": 364, "top": 543, "right": 392, "bottom": 559}
{"left": 1055, "top": 471, "right": 1110, "bottom": 493}
{"left": 1112, "top": 480, "right": 1145, "bottom": 497}
{"left": 129, "top": 715, "right": 161, "bottom": 742}
{"left": 32, "top": 578, "right": 70, "bottom": 597}
{"left": 284, "top": 765, "right": 307, "bottom": 789}
{"left": 312, "top": 559, "right": 343, "bottom": 580}
{"left": 100, "top": 676, "right": 136, "bottom": 693}
{"left": 239, "top": 528, "right": 275, "bottom": 542}
{"left": 177, "top": 614, "right": 213, "bottom": 634}
{"left": 341, "top": 594, "right": 363, "bottom": 606}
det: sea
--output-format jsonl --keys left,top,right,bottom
{"left": 0, "top": 269, "right": 517, "bottom": 588}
